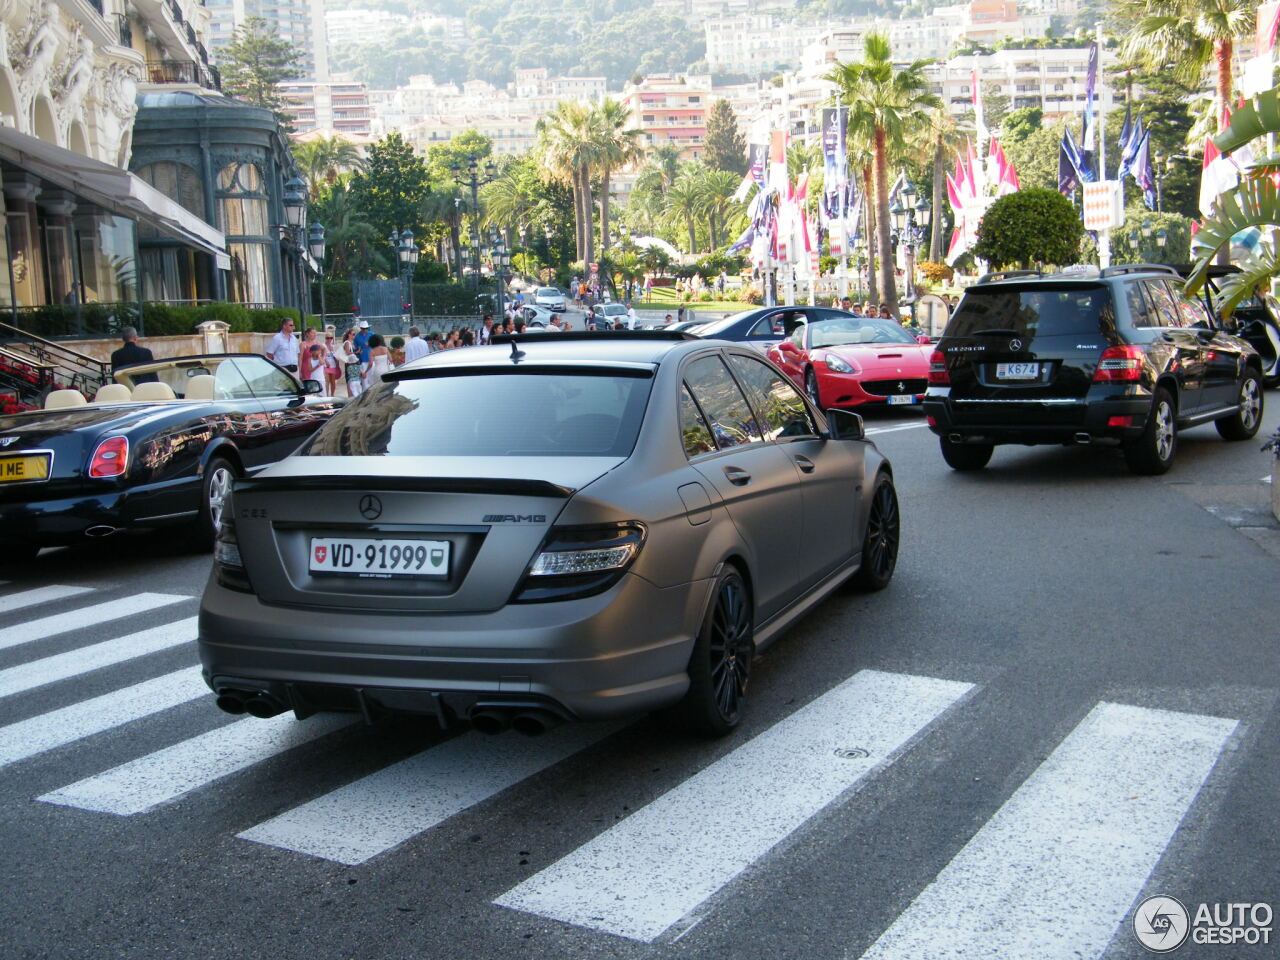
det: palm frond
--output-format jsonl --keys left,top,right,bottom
{"left": 1185, "top": 176, "right": 1280, "bottom": 292}
{"left": 1215, "top": 244, "right": 1280, "bottom": 316}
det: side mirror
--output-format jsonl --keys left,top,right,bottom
{"left": 826, "top": 408, "right": 865, "bottom": 441}
{"left": 301, "top": 379, "right": 323, "bottom": 395}
{"left": 916, "top": 334, "right": 931, "bottom": 345}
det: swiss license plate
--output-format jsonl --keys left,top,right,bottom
{"left": 309, "top": 537, "right": 450, "bottom": 579}
{"left": 0, "top": 454, "right": 50, "bottom": 483}
{"left": 887, "top": 394, "right": 917, "bottom": 405}
{"left": 996, "top": 362, "right": 1040, "bottom": 380}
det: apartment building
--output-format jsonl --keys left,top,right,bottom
{"left": 621, "top": 74, "right": 715, "bottom": 162}
{"left": 704, "top": 14, "right": 822, "bottom": 75}
{"left": 403, "top": 115, "right": 537, "bottom": 156}
{"left": 928, "top": 46, "right": 1123, "bottom": 120}
{"left": 206, "top": 0, "right": 329, "bottom": 80}
{"left": 279, "top": 79, "right": 374, "bottom": 136}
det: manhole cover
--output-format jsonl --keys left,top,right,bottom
{"left": 834, "top": 747, "right": 870, "bottom": 759}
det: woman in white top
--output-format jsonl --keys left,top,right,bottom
{"left": 365, "top": 333, "right": 391, "bottom": 387}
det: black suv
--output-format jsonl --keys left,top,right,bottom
{"left": 922, "top": 264, "right": 1265, "bottom": 474}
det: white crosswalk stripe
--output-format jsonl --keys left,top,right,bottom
{"left": 0, "top": 667, "right": 207, "bottom": 770}
{"left": 0, "top": 593, "right": 188, "bottom": 652}
{"left": 0, "top": 584, "right": 93, "bottom": 614}
{"left": 495, "top": 670, "right": 975, "bottom": 942}
{"left": 856, "top": 702, "right": 1238, "bottom": 960}
{"left": 38, "top": 712, "right": 354, "bottom": 815}
{"left": 0, "top": 616, "right": 198, "bottom": 700}
{"left": 238, "top": 722, "right": 622, "bottom": 865}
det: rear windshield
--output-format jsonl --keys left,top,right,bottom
{"left": 946, "top": 285, "right": 1116, "bottom": 339}
{"left": 301, "top": 370, "right": 652, "bottom": 457}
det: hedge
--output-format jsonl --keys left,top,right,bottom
{"left": 313, "top": 280, "right": 487, "bottom": 317}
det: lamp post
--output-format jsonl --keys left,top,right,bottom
{"left": 308, "top": 221, "right": 326, "bottom": 330}
{"left": 388, "top": 228, "right": 418, "bottom": 325}
{"left": 491, "top": 240, "right": 510, "bottom": 321}
{"left": 1153, "top": 152, "right": 1196, "bottom": 213}
{"left": 451, "top": 156, "right": 497, "bottom": 289}
{"left": 282, "top": 175, "right": 308, "bottom": 331}
{"left": 891, "top": 179, "right": 931, "bottom": 321}
{"left": 1156, "top": 228, "right": 1168, "bottom": 251}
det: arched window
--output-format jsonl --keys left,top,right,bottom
{"left": 136, "top": 161, "right": 206, "bottom": 220}
{"left": 216, "top": 161, "right": 268, "bottom": 236}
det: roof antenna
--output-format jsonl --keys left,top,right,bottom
{"left": 509, "top": 338, "right": 525, "bottom": 364}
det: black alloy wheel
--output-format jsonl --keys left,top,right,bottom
{"left": 939, "top": 436, "right": 994, "bottom": 471}
{"left": 805, "top": 369, "right": 822, "bottom": 408}
{"left": 677, "top": 567, "right": 754, "bottom": 737}
{"left": 852, "top": 473, "right": 899, "bottom": 591}
{"left": 1123, "top": 387, "right": 1177, "bottom": 475}
{"left": 1215, "top": 373, "right": 1264, "bottom": 441}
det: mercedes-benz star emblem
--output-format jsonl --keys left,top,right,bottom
{"left": 1010, "top": 338, "right": 1023, "bottom": 351}
{"left": 359, "top": 495, "right": 382, "bottom": 520}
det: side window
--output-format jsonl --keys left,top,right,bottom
{"left": 726, "top": 354, "right": 818, "bottom": 440}
{"left": 679, "top": 384, "right": 716, "bottom": 458}
{"left": 1125, "top": 282, "right": 1155, "bottom": 328}
{"left": 747, "top": 311, "right": 783, "bottom": 337}
{"left": 231, "top": 356, "right": 298, "bottom": 397}
{"left": 1176, "top": 292, "right": 1212, "bottom": 328}
{"left": 1145, "top": 281, "right": 1185, "bottom": 328}
{"left": 213, "top": 359, "right": 256, "bottom": 399}
{"left": 684, "top": 355, "right": 763, "bottom": 450}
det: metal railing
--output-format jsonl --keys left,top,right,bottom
{"left": 0, "top": 319, "right": 112, "bottom": 396}
{"left": 146, "top": 59, "right": 199, "bottom": 85}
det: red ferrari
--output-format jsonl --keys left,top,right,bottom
{"left": 767, "top": 316, "right": 933, "bottom": 409}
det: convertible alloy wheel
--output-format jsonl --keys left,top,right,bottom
{"left": 207, "top": 462, "right": 233, "bottom": 529}
{"left": 805, "top": 369, "right": 822, "bottom": 408}
{"left": 191, "top": 456, "right": 236, "bottom": 548}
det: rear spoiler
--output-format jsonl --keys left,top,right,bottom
{"left": 234, "top": 475, "right": 574, "bottom": 498}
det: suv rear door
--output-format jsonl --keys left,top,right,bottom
{"left": 939, "top": 282, "right": 1121, "bottom": 414}
{"left": 1142, "top": 279, "right": 1205, "bottom": 414}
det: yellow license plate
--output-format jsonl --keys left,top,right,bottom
{"left": 0, "top": 454, "right": 50, "bottom": 483}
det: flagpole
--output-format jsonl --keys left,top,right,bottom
{"left": 1095, "top": 21, "right": 1113, "bottom": 269}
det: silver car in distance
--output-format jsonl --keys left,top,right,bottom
{"left": 197, "top": 332, "right": 899, "bottom": 737}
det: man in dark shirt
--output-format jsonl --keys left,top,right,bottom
{"left": 110, "top": 327, "right": 158, "bottom": 382}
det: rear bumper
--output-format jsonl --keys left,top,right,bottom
{"left": 0, "top": 484, "right": 193, "bottom": 547}
{"left": 922, "top": 387, "right": 1152, "bottom": 444}
{"left": 197, "top": 570, "right": 712, "bottom": 722}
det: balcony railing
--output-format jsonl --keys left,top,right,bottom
{"left": 145, "top": 58, "right": 220, "bottom": 90}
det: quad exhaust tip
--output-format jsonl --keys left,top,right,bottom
{"left": 215, "top": 688, "right": 288, "bottom": 719}
{"left": 469, "top": 706, "right": 564, "bottom": 736}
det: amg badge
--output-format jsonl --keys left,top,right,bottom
{"left": 483, "top": 514, "right": 547, "bottom": 523}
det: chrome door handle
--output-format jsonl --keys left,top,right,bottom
{"left": 794, "top": 455, "right": 815, "bottom": 473}
{"left": 723, "top": 466, "right": 752, "bottom": 486}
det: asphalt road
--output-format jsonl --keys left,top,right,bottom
{"left": 2, "top": 402, "right": 1278, "bottom": 960}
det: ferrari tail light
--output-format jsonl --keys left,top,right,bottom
{"left": 88, "top": 436, "right": 129, "bottom": 478}
{"left": 1093, "top": 345, "right": 1145, "bottom": 382}
{"left": 928, "top": 350, "right": 950, "bottom": 385}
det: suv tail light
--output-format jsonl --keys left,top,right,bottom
{"left": 1093, "top": 345, "right": 1145, "bottom": 382}
{"left": 88, "top": 436, "right": 129, "bottom": 478}
{"left": 512, "top": 522, "right": 646, "bottom": 604}
{"left": 928, "top": 349, "right": 950, "bottom": 385}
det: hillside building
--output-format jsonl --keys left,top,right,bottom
{"left": 206, "top": 0, "right": 329, "bottom": 80}
{"left": 279, "top": 79, "right": 373, "bottom": 137}
{"left": 621, "top": 74, "right": 714, "bottom": 162}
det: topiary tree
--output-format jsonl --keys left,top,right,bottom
{"left": 973, "top": 187, "right": 1083, "bottom": 269}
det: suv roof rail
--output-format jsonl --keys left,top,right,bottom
{"left": 976, "top": 269, "right": 1042, "bottom": 284}
{"left": 1098, "top": 263, "right": 1181, "bottom": 279}
{"left": 490, "top": 330, "right": 698, "bottom": 344}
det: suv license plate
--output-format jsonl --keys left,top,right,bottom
{"left": 996, "top": 362, "right": 1040, "bottom": 380}
{"left": 309, "top": 538, "right": 450, "bottom": 579}
{"left": 887, "top": 395, "right": 916, "bottom": 405}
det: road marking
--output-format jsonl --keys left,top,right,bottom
{"left": 239, "top": 722, "right": 621, "bottom": 865}
{"left": 0, "top": 585, "right": 94, "bottom": 615}
{"left": 866, "top": 422, "right": 929, "bottom": 436}
{"left": 857, "top": 702, "right": 1238, "bottom": 960}
{"left": 0, "top": 667, "right": 207, "bottom": 770}
{"left": 0, "top": 617, "right": 198, "bottom": 700}
{"left": 495, "top": 670, "right": 974, "bottom": 942}
{"left": 0, "top": 593, "right": 189, "bottom": 653}
{"left": 38, "top": 713, "right": 353, "bottom": 815}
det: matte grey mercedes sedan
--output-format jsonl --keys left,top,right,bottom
{"left": 198, "top": 332, "right": 898, "bottom": 737}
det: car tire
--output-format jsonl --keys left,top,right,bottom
{"left": 190, "top": 455, "right": 237, "bottom": 549}
{"left": 676, "top": 566, "right": 754, "bottom": 738}
{"left": 1123, "top": 388, "right": 1177, "bottom": 475}
{"left": 1215, "top": 372, "right": 1264, "bottom": 441}
{"left": 939, "top": 436, "right": 993, "bottom": 471}
{"left": 805, "top": 369, "right": 822, "bottom": 408}
{"left": 851, "top": 473, "right": 899, "bottom": 591}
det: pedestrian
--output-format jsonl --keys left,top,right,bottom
{"left": 364, "top": 334, "right": 390, "bottom": 387}
{"left": 585, "top": 305, "right": 597, "bottom": 330}
{"left": 878, "top": 303, "right": 893, "bottom": 320}
{"left": 840, "top": 297, "right": 854, "bottom": 313}
{"left": 110, "top": 326, "right": 158, "bottom": 381}
{"left": 627, "top": 304, "right": 638, "bottom": 329}
{"left": 479, "top": 314, "right": 494, "bottom": 345}
{"left": 299, "top": 327, "right": 323, "bottom": 390}
{"left": 339, "top": 329, "right": 362, "bottom": 397}
{"left": 267, "top": 317, "right": 299, "bottom": 373}
{"left": 323, "top": 333, "right": 340, "bottom": 395}
{"left": 353, "top": 319, "right": 372, "bottom": 381}
{"left": 663, "top": 313, "right": 674, "bottom": 326}
{"left": 402, "top": 325, "right": 430, "bottom": 364}
{"left": 428, "top": 331, "right": 443, "bottom": 353}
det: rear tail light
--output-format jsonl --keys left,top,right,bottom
{"left": 513, "top": 522, "right": 646, "bottom": 604}
{"left": 1093, "top": 345, "right": 1145, "bottom": 382}
{"left": 88, "top": 436, "right": 129, "bottom": 478}
{"left": 214, "top": 505, "right": 253, "bottom": 592}
{"left": 928, "top": 350, "right": 950, "bottom": 385}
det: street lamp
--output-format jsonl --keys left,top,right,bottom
{"left": 389, "top": 228, "right": 418, "bottom": 323}
{"left": 1141, "top": 219, "right": 1153, "bottom": 239}
{"left": 308, "top": 221, "right": 326, "bottom": 330}
{"left": 1156, "top": 228, "right": 1168, "bottom": 250}
{"left": 451, "top": 156, "right": 498, "bottom": 289}
{"left": 282, "top": 175, "right": 308, "bottom": 330}
{"left": 491, "top": 241, "right": 510, "bottom": 321}
{"left": 889, "top": 178, "right": 930, "bottom": 318}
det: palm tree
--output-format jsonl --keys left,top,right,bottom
{"left": 694, "top": 168, "right": 743, "bottom": 250}
{"left": 311, "top": 182, "right": 387, "bottom": 280}
{"left": 292, "top": 136, "right": 365, "bottom": 200}
{"left": 591, "top": 99, "right": 644, "bottom": 254}
{"left": 917, "top": 108, "right": 967, "bottom": 262}
{"left": 420, "top": 185, "right": 469, "bottom": 283}
{"left": 537, "top": 101, "right": 600, "bottom": 266}
{"left": 665, "top": 166, "right": 704, "bottom": 254}
{"left": 826, "top": 33, "right": 941, "bottom": 314}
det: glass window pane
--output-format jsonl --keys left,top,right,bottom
{"left": 1176, "top": 292, "right": 1212, "bottom": 328}
{"left": 1125, "top": 282, "right": 1154, "bottom": 328}
{"left": 1144, "top": 281, "right": 1184, "bottom": 327}
{"left": 214, "top": 357, "right": 255, "bottom": 399}
{"left": 726, "top": 354, "right": 816, "bottom": 440}
{"left": 684, "top": 355, "right": 762, "bottom": 450}
{"left": 679, "top": 383, "right": 716, "bottom": 458}
{"left": 227, "top": 242, "right": 270, "bottom": 303}
{"left": 232, "top": 355, "right": 298, "bottom": 397}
